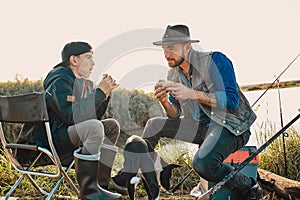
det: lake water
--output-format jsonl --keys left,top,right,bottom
{"left": 165, "top": 87, "right": 300, "bottom": 154}
{"left": 244, "top": 87, "right": 299, "bottom": 146}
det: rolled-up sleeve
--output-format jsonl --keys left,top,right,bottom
{"left": 210, "top": 52, "right": 239, "bottom": 110}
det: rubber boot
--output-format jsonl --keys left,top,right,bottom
{"left": 145, "top": 139, "right": 181, "bottom": 190}
{"left": 142, "top": 171, "right": 160, "bottom": 200}
{"left": 112, "top": 140, "right": 181, "bottom": 191}
{"left": 159, "top": 163, "right": 181, "bottom": 190}
{"left": 98, "top": 144, "right": 118, "bottom": 190}
{"left": 74, "top": 149, "right": 121, "bottom": 200}
{"left": 111, "top": 169, "right": 128, "bottom": 193}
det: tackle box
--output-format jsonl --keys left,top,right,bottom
{"left": 209, "top": 146, "right": 259, "bottom": 200}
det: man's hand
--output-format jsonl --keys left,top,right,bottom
{"left": 154, "top": 80, "right": 168, "bottom": 103}
{"left": 154, "top": 80, "right": 179, "bottom": 118}
{"left": 166, "top": 82, "right": 217, "bottom": 107}
{"left": 166, "top": 82, "right": 196, "bottom": 100}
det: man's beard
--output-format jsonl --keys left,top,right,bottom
{"left": 168, "top": 57, "right": 185, "bottom": 68}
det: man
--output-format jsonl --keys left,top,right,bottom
{"left": 141, "top": 25, "right": 261, "bottom": 199}
{"left": 27, "top": 41, "right": 121, "bottom": 199}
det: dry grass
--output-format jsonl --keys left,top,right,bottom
{"left": 1, "top": 125, "right": 299, "bottom": 199}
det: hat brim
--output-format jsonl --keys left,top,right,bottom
{"left": 153, "top": 39, "right": 199, "bottom": 46}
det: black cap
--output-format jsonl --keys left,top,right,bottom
{"left": 54, "top": 41, "right": 92, "bottom": 68}
{"left": 153, "top": 25, "right": 199, "bottom": 46}
{"left": 61, "top": 41, "right": 92, "bottom": 62}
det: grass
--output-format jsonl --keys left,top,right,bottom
{"left": 255, "top": 121, "right": 300, "bottom": 181}
{"left": 1, "top": 124, "right": 299, "bottom": 199}
{"left": 0, "top": 150, "right": 78, "bottom": 199}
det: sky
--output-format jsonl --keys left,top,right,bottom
{"left": 0, "top": 0, "right": 299, "bottom": 143}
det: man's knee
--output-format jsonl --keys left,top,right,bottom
{"left": 192, "top": 156, "right": 206, "bottom": 176}
{"left": 123, "top": 136, "right": 147, "bottom": 172}
{"left": 125, "top": 135, "right": 148, "bottom": 153}
{"left": 124, "top": 136, "right": 155, "bottom": 173}
{"left": 142, "top": 117, "right": 165, "bottom": 138}
{"left": 192, "top": 154, "right": 219, "bottom": 181}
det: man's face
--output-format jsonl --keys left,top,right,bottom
{"left": 162, "top": 43, "right": 185, "bottom": 68}
{"left": 76, "top": 52, "right": 95, "bottom": 78}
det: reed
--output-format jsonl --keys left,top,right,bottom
{"left": 255, "top": 120, "right": 300, "bottom": 181}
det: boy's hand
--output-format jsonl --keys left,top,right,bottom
{"left": 98, "top": 74, "right": 119, "bottom": 97}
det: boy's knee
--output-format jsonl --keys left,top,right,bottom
{"left": 87, "top": 119, "right": 104, "bottom": 140}
{"left": 107, "top": 118, "right": 120, "bottom": 130}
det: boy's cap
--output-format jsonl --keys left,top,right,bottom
{"left": 61, "top": 41, "right": 92, "bottom": 62}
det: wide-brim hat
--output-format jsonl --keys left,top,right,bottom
{"left": 153, "top": 25, "right": 199, "bottom": 46}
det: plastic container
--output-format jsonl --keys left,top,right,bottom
{"left": 210, "top": 146, "right": 259, "bottom": 200}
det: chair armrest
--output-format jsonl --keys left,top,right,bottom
{"left": 6, "top": 143, "right": 39, "bottom": 151}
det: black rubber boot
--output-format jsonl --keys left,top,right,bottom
{"left": 111, "top": 169, "right": 127, "bottom": 193}
{"left": 74, "top": 150, "right": 121, "bottom": 200}
{"left": 241, "top": 177, "right": 262, "bottom": 200}
{"left": 160, "top": 163, "right": 181, "bottom": 190}
{"left": 98, "top": 145, "right": 118, "bottom": 190}
{"left": 142, "top": 171, "right": 160, "bottom": 200}
{"left": 145, "top": 139, "right": 181, "bottom": 190}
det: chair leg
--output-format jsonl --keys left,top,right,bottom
{"left": 45, "top": 176, "right": 65, "bottom": 200}
{"left": 26, "top": 174, "right": 49, "bottom": 195}
{"left": 5, "top": 174, "right": 25, "bottom": 199}
{"left": 46, "top": 161, "right": 80, "bottom": 200}
{"left": 60, "top": 160, "right": 80, "bottom": 197}
{"left": 6, "top": 161, "right": 79, "bottom": 200}
{"left": 6, "top": 173, "right": 50, "bottom": 199}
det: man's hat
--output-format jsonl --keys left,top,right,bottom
{"left": 153, "top": 25, "right": 199, "bottom": 46}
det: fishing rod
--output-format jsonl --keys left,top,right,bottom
{"left": 197, "top": 111, "right": 300, "bottom": 200}
{"left": 170, "top": 168, "right": 193, "bottom": 193}
{"left": 251, "top": 53, "right": 300, "bottom": 108}
{"left": 250, "top": 53, "right": 299, "bottom": 176}
{"left": 275, "top": 76, "right": 288, "bottom": 176}
{"left": 170, "top": 53, "right": 300, "bottom": 194}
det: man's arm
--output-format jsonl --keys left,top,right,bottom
{"left": 166, "top": 52, "right": 239, "bottom": 110}
{"left": 165, "top": 83, "right": 217, "bottom": 107}
{"left": 160, "top": 98, "right": 180, "bottom": 118}
{"left": 210, "top": 52, "right": 239, "bottom": 110}
{"left": 190, "top": 89, "right": 217, "bottom": 107}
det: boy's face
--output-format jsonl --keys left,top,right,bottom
{"left": 76, "top": 52, "right": 95, "bottom": 78}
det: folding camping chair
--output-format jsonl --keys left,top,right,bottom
{"left": 0, "top": 92, "right": 80, "bottom": 199}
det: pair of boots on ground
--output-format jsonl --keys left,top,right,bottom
{"left": 74, "top": 145, "right": 122, "bottom": 200}
{"left": 111, "top": 137, "right": 180, "bottom": 196}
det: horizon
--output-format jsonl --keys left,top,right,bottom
{"left": 1, "top": 0, "right": 299, "bottom": 145}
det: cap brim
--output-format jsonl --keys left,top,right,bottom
{"left": 153, "top": 39, "right": 199, "bottom": 46}
{"left": 53, "top": 60, "right": 68, "bottom": 68}
{"left": 53, "top": 62, "right": 64, "bottom": 68}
